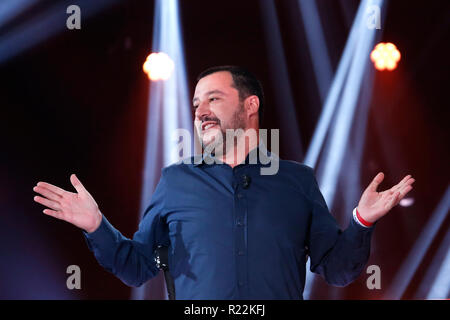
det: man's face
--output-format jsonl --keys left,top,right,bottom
{"left": 193, "top": 71, "right": 247, "bottom": 150}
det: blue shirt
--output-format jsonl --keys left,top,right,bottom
{"left": 83, "top": 144, "right": 374, "bottom": 299}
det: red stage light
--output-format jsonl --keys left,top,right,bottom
{"left": 143, "top": 52, "right": 175, "bottom": 81}
{"left": 370, "top": 42, "right": 401, "bottom": 71}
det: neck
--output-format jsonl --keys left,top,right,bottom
{"left": 219, "top": 128, "right": 260, "bottom": 168}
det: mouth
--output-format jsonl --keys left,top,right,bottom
{"left": 201, "top": 121, "right": 219, "bottom": 131}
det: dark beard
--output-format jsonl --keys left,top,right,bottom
{"left": 201, "top": 102, "right": 246, "bottom": 156}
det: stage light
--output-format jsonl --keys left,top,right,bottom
{"left": 143, "top": 52, "right": 175, "bottom": 81}
{"left": 399, "top": 197, "right": 415, "bottom": 207}
{"left": 370, "top": 42, "right": 401, "bottom": 71}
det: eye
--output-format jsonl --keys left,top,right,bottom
{"left": 209, "top": 97, "right": 219, "bottom": 102}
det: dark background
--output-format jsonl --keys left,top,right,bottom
{"left": 0, "top": 0, "right": 449, "bottom": 299}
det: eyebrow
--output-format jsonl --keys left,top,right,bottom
{"left": 192, "top": 90, "right": 226, "bottom": 104}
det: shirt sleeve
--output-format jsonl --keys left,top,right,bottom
{"left": 82, "top": 170, "right": 169, "bottom": 287}
{"left": 305, "top": 168, "right": 375, "bottom": 287}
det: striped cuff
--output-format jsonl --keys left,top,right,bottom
{"left": 353, "top": 207, "right": 374, "bottom": 228}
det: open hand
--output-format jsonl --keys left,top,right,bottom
{"left": 33, "top": 174, "right": 102, "bottom": 233}
{"left": 357, "top": 172, "right": 415, "bottom": 223}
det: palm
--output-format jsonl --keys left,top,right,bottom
{"left": 33, "top": 174, "right": 102, "bottom": 233}
{"left": 59, "top": 191, "right": 99, "bottom": 227}
{"left": 358, "top": 172, "right": 415, "bottom": 223}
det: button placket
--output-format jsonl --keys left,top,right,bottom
{"left": 233, "top": 168, "right": 249, "bottom": 297}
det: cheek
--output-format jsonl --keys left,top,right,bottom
{"left": 194, "top": 120, "right": 201, "bottom": 131}
{"left": 210, "top": 108, "right": 227, "bottom": 125}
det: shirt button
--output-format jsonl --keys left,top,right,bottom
{"left": 236, "top": 219, "right": 244, "bottom": 226}
{"left": 238, "top": 281, "right": 244, "bottom": 287}
{"left": 238, "top": 250, "right": 245, "bottom": 256}
{"left": 237, "top": 193, "right": 243, "bottom": 198}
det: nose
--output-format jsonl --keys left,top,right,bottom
{"left": 195, "top": 100, "right": 211, "bottom": 121}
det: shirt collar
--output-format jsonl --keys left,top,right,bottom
{"left": 193, "top": 140, "right": 275, "bottom": 167}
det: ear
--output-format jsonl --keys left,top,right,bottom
{"left": 245, "top": 95, "right": 260, "bottom": 118}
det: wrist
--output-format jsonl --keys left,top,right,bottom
{"left": 353, "top": 207, "right": 374, "bottom": 227}
{"left": 86, "top": 209, "right": 103, "bottom": 233}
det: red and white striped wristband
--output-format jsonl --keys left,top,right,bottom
{"left": 353, "top": 207, "right": 374, "bottom": 228}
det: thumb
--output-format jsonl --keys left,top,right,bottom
{"left": 70, "top": 174, "right": 86, "bottom": 194}
{"left": 367, "top": 172, "right": 384, "bottom": 192}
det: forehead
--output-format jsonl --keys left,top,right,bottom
{"left": 194, "top": 71, "right": 235, "bottom": 97}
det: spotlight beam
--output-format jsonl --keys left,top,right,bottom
{"left": 303, "top": 0, "right": 385, "bottom": 299}
{"left": 132, "top": 0, "right": 192, "bottom": 300}
{"left": 260, "top": 0, "right": 304, "bottom": 160}
{"left": 0, "top": 0, "right": 39, "bottom": 29}
{"left": 303, "top": 0, "right": 369, "bottom": 168}
{"left": 426, "top": 231, "right": 450, "bottom": 299}
{"left": 297, "top": 0, "right": 333, "bottom": 103}
{"left": 415, "top": 228, "right": 450, "bottom": 299}
{"left": 319, "top": 0, "right": 383, "bottom": 207}
{"left": 386, "top": 186, "right": 450, "bottom": 299}
{"left": 0, "top": 0, "right": 119, "bottom": 64}
{"left": 341, "top": 64, "right": 377, "bottom": 220}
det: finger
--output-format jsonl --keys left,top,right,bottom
{"left": 70, "top": 174, "right": 86, "bottom": 194}
{"left": 395, "top": 185, "right": 413, "bottom": 205}
{"left": 33, "top": 186, "right": 61, "bottom": 202}
{"left": 393, "top": 178, "right": 414, "bottom": 195}
{"left": 36, "top": 182, "right": 66, "bottom": 196}
{"left": 367, "top": 172, "right": 384, "bottom": 192}
{"left": 34, "top": 196, "right": 60, "bottom": 211}
{"left": 385, "top": 192, "right": 400, "bottom": 210}
{"left": 380, "top": 189, "right": 395, "bottom": 197}
{"left": 398, "top": 184, "right": 413, "bottom": 198}
{"left": 390, "top": 175, "right": 412, "bottom": 192}
{"left": 43, "top": 209, "right": 66, "bottom": 221}
{"left": 404, "top": 177, "right": 415, "bottom": 188}
{"left": 398, "top": 175, "right": 412, "bottom": 185}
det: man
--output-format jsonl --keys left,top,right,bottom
{"left": 33, "top": 66, "right": 415, "bottom": 299}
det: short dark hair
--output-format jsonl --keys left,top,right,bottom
{"left": 196, "top": 65, "right": 265, "bottom": 126}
